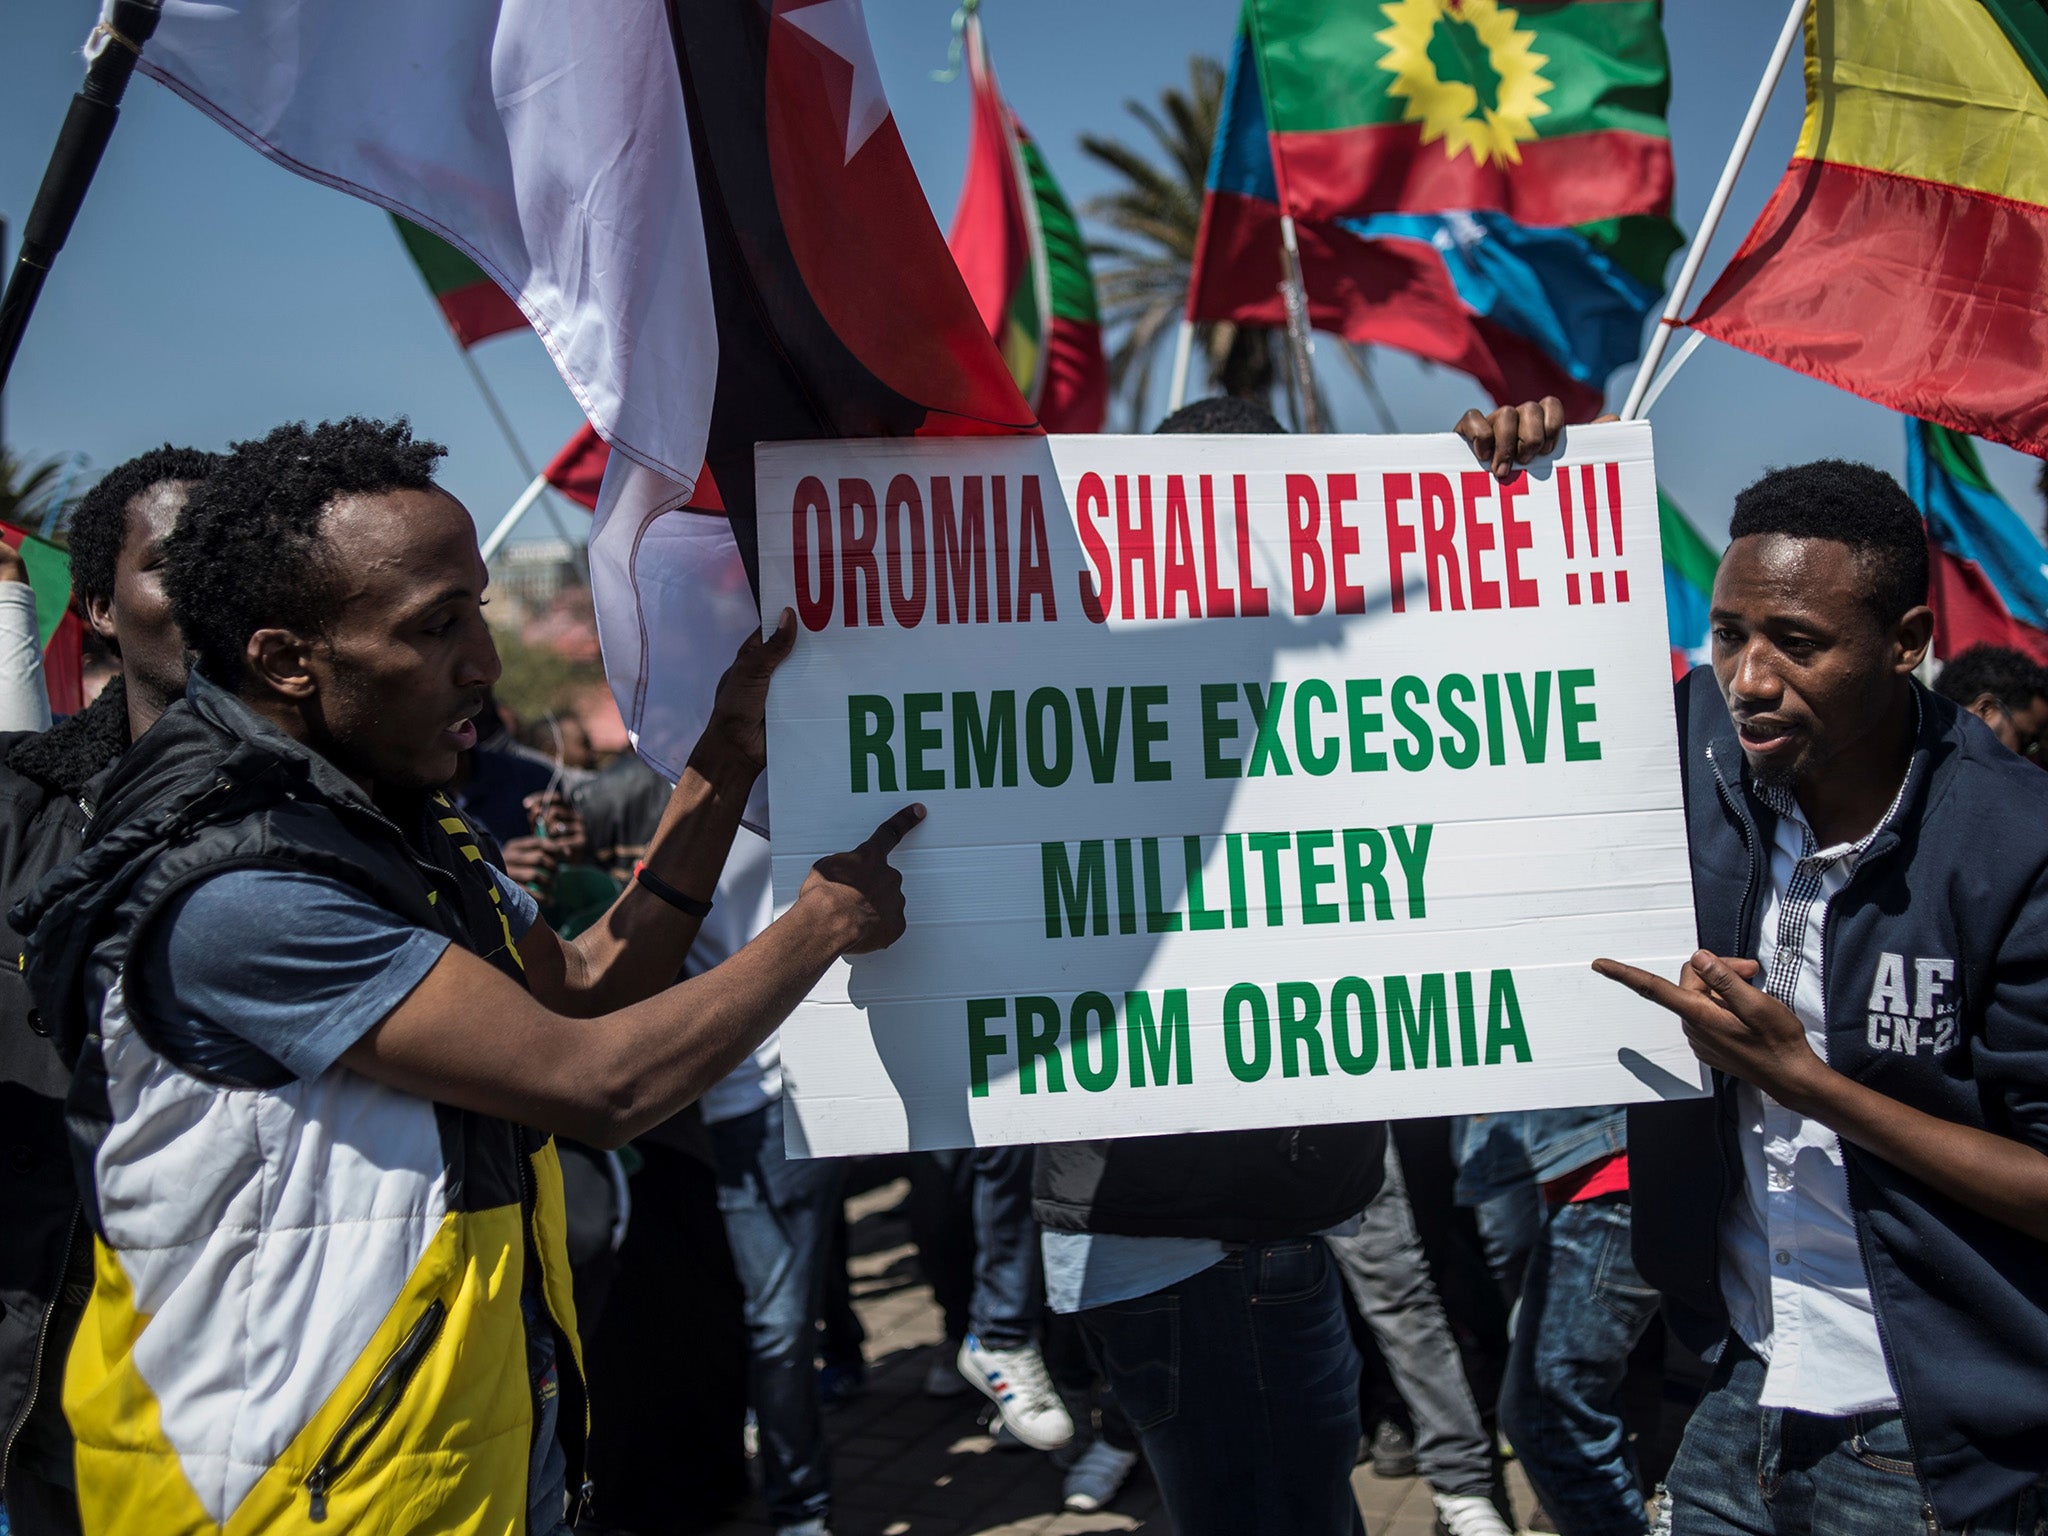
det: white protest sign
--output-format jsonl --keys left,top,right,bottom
{"left": 757, "top": 424, "right": 1706, "bottom": 1156}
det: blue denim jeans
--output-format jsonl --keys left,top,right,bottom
{"left": 1076, "top": 1239, "right": 1365, "bottom": 1536}
{"left": 1498, "top": 1195, "right": 1661, "bottom": 1536}
{"left": 710, "top": 1099, "right": 846, "bottom": 1527}
{"left": 1669, "top": 1338, "right": 2048, "bottom": 1536}
{"left": 907, "top": 1145, "right": 1042, "bottom": 1348}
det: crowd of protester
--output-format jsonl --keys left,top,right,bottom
{"left": 0, "top": 396, "right": 2045, "bottom": 1536}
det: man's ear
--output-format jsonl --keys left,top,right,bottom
{"left": 1893, "top": 605, "right": 1934, "bottom": 674}
{"left": 1968, "top": 694, "right": 2006, "bottom": 729}
{"left": 247, "top": 627, "right": 319, "bottom": 700}
{"left": 84, "top": 594, "right": 118, "bottom": 649}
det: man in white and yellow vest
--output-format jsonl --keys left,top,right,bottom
{"left": 17, "top": 418, "right": 920, "bottom": 1536}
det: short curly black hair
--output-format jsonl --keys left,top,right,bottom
{"left": 165, "top": 417, "right": 445, "bottom": 687}
{"left": 1932, "top": 643, "right": 2048, "bottom": 713}
{"left": 1154, "top": 396, "right": 1286, "bottom": 435}
{"left": 1728, "top": 459, "right": 1928, "bottom": 625}
{"left": 67, "top": 446, "right": 220, "bottom": 610}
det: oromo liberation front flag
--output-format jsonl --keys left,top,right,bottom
{"left": 1187, "top": 24, "right": 1680, "bottom": 419}
{"left": 1245, "top": 0, "right": 1675, "bottom": 226}
{"left": 947, "top": 15, "right": 1106, "bottom": 434}
{"left": 1907, "top": 419, "right": 2048, "bottom": 666}
{"left": 133, "top": 0, "right": 1032, "bottom": 803}
{"left": 1690, "top": 0, "right": 2048, "bottom": 458}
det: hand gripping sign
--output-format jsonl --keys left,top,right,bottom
{"left": 758, "top": 424, "right": 1705, "bottom": 1155}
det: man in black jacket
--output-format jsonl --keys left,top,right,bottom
{"left": 1463, "top": 402, "right": 2048, "bottom": 1534}
{"left": 1033, "top": 398, "right": 1388, "bottom": 1536}
{"left": 0, "top": 446, "right": 218, "bottom": 1536}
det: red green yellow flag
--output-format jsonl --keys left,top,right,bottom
{"left": 1244, "top": 0, "right": 1675, "bottom": 227}
{"left": 947, "top": 15, "right": 1106, "bottom": 433}
{"left": 1690, "top": 0, "right": 2048, "bottom": 458}
{"left": 391, "top": 216, "right": 528, "bottom": 349}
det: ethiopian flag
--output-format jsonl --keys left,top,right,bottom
{"left": 1691, "top": 0, "right": 2048, "bottom": 458}
{"left": 947, "top": 15, "right": 1106, "bottom": 433}
{"left": 1244, "top": 0, "right": 1675, "bottom": 227}
{"left": 392, "top": 216, "right": 527, "bottom": 349}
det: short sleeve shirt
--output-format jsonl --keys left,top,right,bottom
{"left": 130, "top": 865, "right": 539, "bottom": 1085}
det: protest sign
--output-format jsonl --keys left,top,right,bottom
{"left": 758, "top": 424, "right": 1706, "bottom": 1155}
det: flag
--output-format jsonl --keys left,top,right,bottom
{"left": 1689, "top": 0, "right": 2048, "bottom": 459}
{"left": 1244, "top": 0, "right": 1675, "bottom": 226}
{"left": 1659, "top": 489, "right": 1717, "bottom": 681}
{"left": 135, "top": 0, "right": 1033, "bottom": 803}
{"left": 1906, "top": 419, "right": 2048, "bottom": 665}
{"left": 947, "top": 15, "right": 1106, "bottom": 433}
{"left": 541, "top": 423, "right": 723, "bottom": 515}
{"left": 0, "top": 523, "right": 84, "bottom": 716}
{"left": 1187, "top": 25, "right": 1680, "bottom": 419}
{"left": 391, "top": 217, "right": 527, "bottom": 349}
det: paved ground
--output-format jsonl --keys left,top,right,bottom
{"left": 707, "top": 1179, "right": 1541, "bottom": 1536}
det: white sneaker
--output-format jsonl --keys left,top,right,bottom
{"left": 924, "top": 1342, "right": 970, "bottom": 1399}
{"left": 1432, "top": 1492, "right": 1518, "bottom": 1536}
{"left": 1062, "top": 1439, "right": 1140, "bottom": 1512}
{"left": 956, "top": 1334, "right": 1075, "bottom": 1451}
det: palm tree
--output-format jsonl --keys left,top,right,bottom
{"left": 1079, "top": 56, "right": 1277, "bottom": 429}
{"left": 1078, "top": 60, "right": 1399, "bottom": 433}
{"left": 0, "top": 450, "right": 80, "bottom": 536}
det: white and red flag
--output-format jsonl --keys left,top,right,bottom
{"left": 131, "top": 0, "right": 1032, "bottom": 810}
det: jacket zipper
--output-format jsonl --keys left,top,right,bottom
{"left": 1704, "top": 745, "right": 1763, "bottom": 1309}
{"left": 515, "top": 1130, "right": 593, "bottom": 1523}
{"left": 0, "top": 1205, "right": 82, "bottom": 1493}
{"left": 1814, "top": 853, "right": 1936, "bottom": 1528}
{"left": 303, "top": 1297, "right": 447, "bottom": 1521}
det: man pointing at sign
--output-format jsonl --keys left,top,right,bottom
{"left": 1463, "top": 403, "right": 2048, "bottom": 1535}
{"left": 16, "top": 418, "right": 921, "bottom": 1536}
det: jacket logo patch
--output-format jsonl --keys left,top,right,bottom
{"left": 1865, "top": 951, "right": 1958, "bottom": 1055}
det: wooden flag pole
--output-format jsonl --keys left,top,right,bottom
{"left": 1621, "top": 0, "right": 1808, "bottom": 420}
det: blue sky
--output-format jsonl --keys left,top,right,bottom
{"left": 1, "top": 0, "right": 2041, "bottom": 551}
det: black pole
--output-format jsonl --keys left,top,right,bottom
{"left": 0, "top": 1, "right": 163, "bottom": 396}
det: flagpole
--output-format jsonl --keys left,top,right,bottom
{"left": 1166, "top": 318, "right": 1195, "bottom": 414}
{"left": 1621, "top": 0, "right": 1808, "bottom": 421}
{"left": 1276, "top": 217, "right": 1321, "bottom": 432}
{"left": 480, "top": 471, "right": 550, "bottom": 564}
{"left": 457, "top": 347, "right": 584, "bottom": 558}
{"left": 1241, "top": 0, "right": 1322, "bottom": 433}
{"left": 0, "top": 1, "right": 162, "bottom": 395}
{"left": 1635, "top": 329, "right": 1709, "bottom": 419}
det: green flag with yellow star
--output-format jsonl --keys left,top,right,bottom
{"left": 1243, "top": 0, "right": 1674, "bottom": 229}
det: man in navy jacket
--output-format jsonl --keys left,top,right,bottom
{"left": 1461, "top": 401, "right": 2048, "bottom": 1534}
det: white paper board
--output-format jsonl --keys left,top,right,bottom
{"left": 757, "top": 425, "right": 1707, "bottom": 1155}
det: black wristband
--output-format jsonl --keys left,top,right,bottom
{"left": 635, "top": 866, "right": 713, "bottom": 917}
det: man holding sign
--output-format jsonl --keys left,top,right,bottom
{"left": 759, "top": 395, "right": 1703, "bottom": 1533}
{"left": 1466, "top": 402, "right": 2048, "bottom": 1535}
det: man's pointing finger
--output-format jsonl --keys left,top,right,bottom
{"left": 862, "top": 802, "right": 927, "bottom": 855}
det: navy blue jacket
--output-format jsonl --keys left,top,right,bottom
{"left": 1631, "top": 668, "right": 2048, "bottom": 1526}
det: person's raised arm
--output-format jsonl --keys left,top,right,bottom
{"left": 344, "top": 803, "right": 923, "bottom": 1146}
{"left": 516, "top": 610, "right": 795, "bottom": 1017}
{"left": 1596, "top": 951, "right": 2048, "bottom": 1243}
